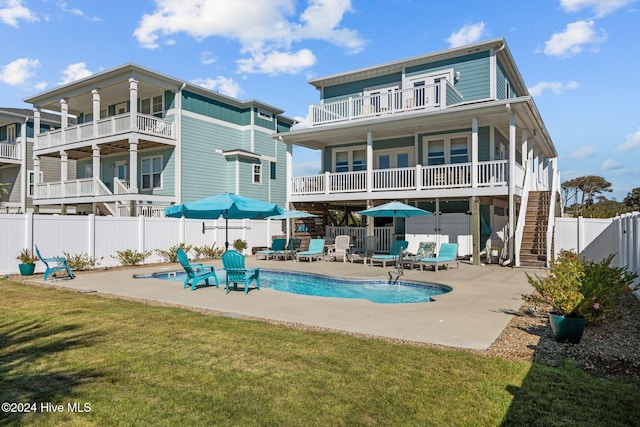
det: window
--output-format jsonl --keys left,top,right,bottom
{"left": 376, "top": 150, "right": 411, "bottom": 169}
{"left": 27, "top": 170, "right": 42, "bottom": 197}
{"left": 424, "top": 135, "right": 469, "bottom": 165}
{"left": 141, "top": 98, "right": 151, "bottom": 114}
{"left": 84, "top": 164, "right": 93, "bottom": 178}
{"left": 353, "top": 150, "right": 366, "bottom": 171}
{"left": 253, "top": 164, "right": 262, "bottom": 184}
{"left": 427, "top": 140, "right": 445, "bottom": 165}
{"left": 6, "top": 125, "right": 16, "bottom": 143}
{"left": 152, "top": 96, "right": 163, "bottom": 117}
{"left": 270, "top": 161, "right": 276, "bottom": 180}
{"left": 258, "top": 109, "right": 273, "bottom": 121}
{"left": 335, "top": 151, "right": 349, "bottom": 172}
{"left": 334, "top": 149, "right": 367, "bottom": 172}
{"left": 450, "top": 137, "right": 468, "bottom": 164}
{"left": 141, "top": 156, "right": 162, "bottom": 190}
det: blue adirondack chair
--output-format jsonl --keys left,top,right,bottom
{"left": 35, "top": 246, "right": 74, "bottom": 280}
{"left": 177, "top": 247, "right": 219, "bottom": 291}
{"left": 419, "top": 243, "right": 459, "bottom": 272}
{"left": 256, "top": 238, "right": 287, "bottom": 260}
{"left": 221, "top": 249, "right": 260, "bottom": 294}
{"left": 296, "top": 238, "right": 325, "bottom": 262}
{"left": 369, "top": 240, "right": 408, "bottom": 268}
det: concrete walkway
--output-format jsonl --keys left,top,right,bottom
{"left": 26, "top": 258, "right": 539, "bottom": 350}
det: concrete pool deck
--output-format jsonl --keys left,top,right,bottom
{"left": 25, "top": 257, "right": 540, "bottom": 350}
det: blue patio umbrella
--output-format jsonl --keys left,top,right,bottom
{"left": 165, "top": 193, "right": 281, "bottom": 250}
{"left": 358, "top": 201, "right": 432, "bottom": 218}
{"left": 269, "top": 208, "right": 317, "bottom": 241}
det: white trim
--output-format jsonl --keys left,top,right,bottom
{"left": 182, "top": 110, "right": 278, "bottom": 134}
{"left": 140, "top": 154, "right": 163, "bottom": 190}
{"left": 333, "top": 146, "right": 367, "bottom": 172}
{"left": 422, "top": 131, "right": 470, "bottom": 165}
{"left": 252, "top": 163, "right": 262, "bottom": 185}
{"left": 375, "top": 148, "right": 413, "bottom": 169}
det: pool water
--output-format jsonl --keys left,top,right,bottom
{"left": 144, "top": 269, "right": 450, "bottom": 304}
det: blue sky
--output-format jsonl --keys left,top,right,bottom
{"left": 1, "top": 0, "right": 639, "bottom": 201}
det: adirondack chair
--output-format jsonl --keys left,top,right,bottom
{"left": 326, "top": 235, "right": 350, "bottom": 262}
{"left": 221, "top": 249, "right": 260, "bottom": 294}
{"left": 256, "top": 238, "right": 287, "bottom": 260}
{"left": 35, "top": 246, "right": 74, "bottom": 280}
{"left": 296, "top": 238, "right": 325, "bottom": 262}
{"left": 273, "top": 238, "right": 301, "bottom": 260}
{"left": 418, "top": 243, "right": 459, "bottom": 272}
{"left": 369, "top": 240, "right": 408, "bottom": 268}
{"left": 177, "top": 247, "right": 219, "bottom": 291}
{"left": 350, "top": 235, "right": 377, "bottom": 265}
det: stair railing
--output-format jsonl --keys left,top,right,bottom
{"left": 545, "top": 158, "right": 560, "bottom": 268}
{"left": 514, "top": 161, "right": 531, "bottom": 267}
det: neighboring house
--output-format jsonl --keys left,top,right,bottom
{"left": 23, "top": 63, "right": 295, "bottom": 217}
{"left": 277, "top": 38, "right": 560, "bottom": 268}
{"left": 0, "top": 108, "right": 67, "bottom": 214}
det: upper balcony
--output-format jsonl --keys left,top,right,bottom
{"left": 34, "top": 113, "right": 174, "bottom": 151}
{"left": 0, "top": 142, "right": 21, "bottom": 163}
{"left": 308, "top": 80, "right": 462, "bottom": 127}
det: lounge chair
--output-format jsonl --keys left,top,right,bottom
{"left": 177, "top": 247, "right": 219, "bottom": 291}
{"left": 221, "top": 249, "right": 260, "bottom": 294}
{"left": 273, "top": 238, "right": 301, "bottom": 260}
{"left": 418, "top": 243, "right": 459, "bottom": 272}
{"left": 350, "top": 235, "right": 376, "bottom": 265}
{"left": 256, "top": 238, "right": 287, "bottom": 260}
{"left": 369, "top": 240, "right": 408, "bottom": 268}
{"left": 326, "top": 235, "right": 350, "bottom": 262}
{"left": 404, "top": 241, "right": 437, "bottom": 270}
{"left": 296, "top": 238, "right": 325, "bottom": 262}
{"left": 35, "top": 246, "right": 75, "bottom": 280}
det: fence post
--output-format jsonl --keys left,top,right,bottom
{"left": 138, "top": 215, "right": 145, "bottom": 254}
{"left": 25, "top": 212, "right": 34, "bottom": 252}
{"left": 88, "top": 214, "right": 95, "bottom": 261}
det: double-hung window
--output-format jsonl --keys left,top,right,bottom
{"left": 141, "top": 155, "right": 162, "bottom": 190}
{"left": 253, "top": 164, "right": 262, "bottom": 184}
{"left": 335, "top": 149, "right": 367, "bottom": 172}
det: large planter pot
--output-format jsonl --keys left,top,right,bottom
{"left": 549, "top": 313, "right": 587, "bottom": 344}
{"left": 18, "top": 263, "right": 36, "bottom": 276}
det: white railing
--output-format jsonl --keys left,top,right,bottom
{"left": 34, "top": 177, "right": 112, "bottom": 199}
{"left": 291, "top": 161, "right": 508, "bottom": 196}
{"left": 113, "top": 177, "right": 130, "bottom": 195}
{"left": 34, "top": 113, "right": 174, "bottom": 150}
{"left": 325, "top": 226, "right": 393, "bottom": 252}
{"left": 546, "top": 159, "right": 560, "bottom": 268}
{"left": 0, "top": 142, "right": 21, "bottom": 160}
{"left": 309, "top": 80, "right": 462, "bottom": 126}
{"left": 514, "top": 162, "right": 531, "bottom": 267}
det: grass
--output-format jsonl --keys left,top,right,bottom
{"left": 1, "top": 280, "right": 639, "bottom": 426}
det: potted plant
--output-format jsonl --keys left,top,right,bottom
{"left": 17, "top": 248, "right": 38, "bottom": 276}
{"left": 524, "top": 250, "right": 637, "bottom": 343}
{"left": 232, "top": 239, "right": 248, "bottom": 255}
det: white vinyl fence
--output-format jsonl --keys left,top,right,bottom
{"left": 1, "top": 213, "right": 284, "bottom": 275}
{"left": 554, "top": 212, "right": 640, "bottom": 289}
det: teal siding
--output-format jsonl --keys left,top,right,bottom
{"left": 277, "top": 119, "right": 293, "bottom": 133}
{"left": 182, "top": 90, "right": 250, "bottom": 126}
{"left": 323, "top": 72, "right": 403, "bottom": 102}
{"left": 496, "top": 61, "right": 507, "bottom": 99}
{"left": 373, "top": 136, "right": 413, "bottom": 151}
{"left": 478, "top": 126, "right": 491, "bottom": 161}
{"left": 253, "top": 109, "right": 277, "bottom": 130}
{"left": 254, "top": 130, "right": 276, "bottom": 158}
{"left": 165, "top": 90, "right": 175, "bottom": 110}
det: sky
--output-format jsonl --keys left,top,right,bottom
{"left": 1, "top": 0, "right": 639, "bottom": 202}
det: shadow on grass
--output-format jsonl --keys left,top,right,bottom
{"left": 0, "top": 319, "right": 102, "bottom": 425}
{"left": 500, "top": 320, "right": 640, "bottom": 426}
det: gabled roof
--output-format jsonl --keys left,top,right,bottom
{"left": 308, "top": 37, "right": 528, "bottom": 97}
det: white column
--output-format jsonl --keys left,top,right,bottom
{"left": 92, "top": 89, "right": 101, "bottom": 137}
{"left": 129, "top": 78, "right": 138, "bottom": 130}
{"left": 366, "top": 131, "right": 373, "bottom": 193}
{"left": 521, "top": 129, "right": 528, "bottom": 171}
{"left": 129, "top": 138, "right": 138, "bottom": 192}
{"left": 92, "top": 145, "right": 101, "bottom": 193}
{"left": 20, "top": 117, "right": 28, "bottom": 212}
{"left": 285, "top": 140, "right": 292, "bottom": 208}
{"left": 33, "top": 107, "right": 41, "bottom": 137}
{"left": 60, "top": 99, "right": 68, "bottom": 145}
{"left": 60, "top": 150, "right": 68, "bottom": 198}
{"left": 471, "top": 117, "right": 478, "bottom": 187}
{"left": 508, "top": 113, "right": 516, "bottom": 262}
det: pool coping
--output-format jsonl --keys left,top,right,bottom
{"left": 24, "top": 257, "right": 537, "bottom": 350}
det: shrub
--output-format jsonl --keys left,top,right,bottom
{"left": 232, "top": 239, "right": 248, "bottom": 253}
{"left": 156, "top": 243, "right": 193, "bottom": 263}
{"left": 192, "top": 244, "right": 224, "bottom": 260}
{"left": 63, "top": 252, "right": 103, "bottom": 271}
{"left": 111, "top": 249, "right": 152, "bottom": 266}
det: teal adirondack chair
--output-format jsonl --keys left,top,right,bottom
{"left": 35, "top": 246, "right": 74, "bottom": 280}
{"left": 419, "top": 243, "right": 459, "bottom": 272}
{"left": 177, "top": 248, "right": 219, "bottom": 291}
{"left": 296, "top": 238, "right": 325, "bottom": 262}
{"left": 221, "top": 250, "right": 260, "bottom": 294}
{"left": 369, "top": 240, "right": 408, "bottom": 267}
{"left": 256, "top": 238, "right": 287, "bottom": 260}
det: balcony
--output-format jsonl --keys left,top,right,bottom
{"left": 34, "top": 113, "right": 175, "bottom": 150}
{"left": 291, "top": 160, "right": 517, "bottom": 196}
{"left": 308, "top": 80, "right": 462, "bottom": 126}
{"left": 0, "top": 142, "right": 21, "bottom": 162}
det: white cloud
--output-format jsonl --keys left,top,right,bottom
{"left": 59, "top": 62, "right": 93, "bottom": 84}
{"left": 0, "top": 58, "right": 39, "bottom": 85}
{"left": 446, "top": 22, "right": 486, "bottom": 48}
{"left": 618, "top": 128, "right": 640, "bottom": 151}
{"left": 237, "top": 49, "right": 316, "bottom": 75}
{"left": 133, "top": 0, "right": 364, "bottom": 75}
{"left": 191, "top": 76, "right": 242, "bottom": 98}
{"left": 569, "top": 145, "right": 597, "bottom": 159}
{"left": 560, "top": 0, "right": 636, "bottom": 17}
{"left": 528, "top": 80, "right": 579, "bottom": 96}
{"left": 601, "top": 158, "right": 624, "bottom": 170}
{"left": 544, "top": 20, "right": 606, "bottom": 57}
{"left": 293, "top": 159, "right": 321, "bottom": 176}
{"left": 200, "top": 51, "right": 216, "bottom": 65}
{"left": 0, "top": 0, "right": 38, "bottom": 27}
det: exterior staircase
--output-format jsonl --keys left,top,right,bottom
{"left": 519, "top": 191, "right": 551, "bottom": 268}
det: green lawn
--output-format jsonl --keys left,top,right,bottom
{"left": 1, "top": 281, "right": 638, "bottom": 426}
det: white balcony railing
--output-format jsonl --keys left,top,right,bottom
{"left": 308, "top": 80, "right": 462, "bottom": 126}
{"left": 34, "top": 113, "right": 175, "bottom": 150}
{"left": 34, "top": 178, "right": 112, "bottom": 199}
{"left": 291, "top": 161, "right": 510, "bottom": 196}
{"left": 0, "top": 142, "right": 21, "bottom": 160}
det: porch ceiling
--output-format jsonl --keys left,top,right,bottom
{"left": 37, "top": 139, "right": 169, "bottom": 160}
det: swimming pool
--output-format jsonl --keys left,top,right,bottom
{"left": 141, "top": 269, "right": 451, "bottom": 304}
